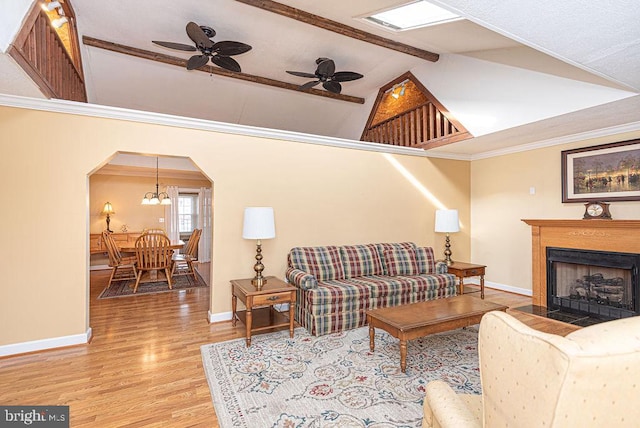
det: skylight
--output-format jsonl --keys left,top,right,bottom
{"left": 364, "top": 1, "right": 462, "bottom": 31}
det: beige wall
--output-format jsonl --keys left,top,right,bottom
{"left": 0, "top": 105, "right": 470, "bottom": 347}
{"left": 90, "top": 174, "right": 210, "bottom": 234}
{"left": 471, "top": 132, "right": 640, "bottom": 293}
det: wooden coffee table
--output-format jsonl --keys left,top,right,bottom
{"left": 367, "top": 295, "right": 508, "bottom": 372}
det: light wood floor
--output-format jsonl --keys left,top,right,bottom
{"left": 0, "top": 269, "right": 577, "bottom": 427}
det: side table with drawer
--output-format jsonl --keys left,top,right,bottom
{"left": 446, "top": 262, "right": 486, "bottom": 299}
{"left": 230, "top": 276, "right": 296, "bottom": 346}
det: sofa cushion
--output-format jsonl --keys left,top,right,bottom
{"left": 340, "top": 244, "right": 385, "bottom": 278}
{"left": 376, "top": 242, "right": 417, "bottom": 275}
{"left": 288, "top": 246, "right": 345, "bottom": 281}
{"left": 384, "top": 247, "right": 420, "bottom": 276}
{"left": 415, "top": 246, "right": 437, "bottom": 274}
{"left": 349, "top": 275, "right": 414, "bottom": 309}
{"left": 302, "top": 279, "right": 371, "bottom": 315}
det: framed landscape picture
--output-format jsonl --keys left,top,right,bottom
{"left": 562, "top": 139, "right": 640, "bottom": 202}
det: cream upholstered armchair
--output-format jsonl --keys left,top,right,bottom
{"left": 423, "top": 311, "right": 640, "bottom": 428}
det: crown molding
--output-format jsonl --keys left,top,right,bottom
{"left": 0, "top": 94, "right": 433, "bottom": 158}
{"left": 3, "top": 94, "right": 637, "bottom": 161}
{"left": 469, "top": 121, "right": 640, "bottom": 160}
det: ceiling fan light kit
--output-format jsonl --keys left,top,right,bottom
{"left": 153, "top": 21, "right": 252, "bottom": 72}
{"left": 286, "top": 57, "right": 364, "bottom": 94}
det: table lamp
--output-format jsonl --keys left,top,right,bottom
{"left": 242, "top": 207, "right": 276, "bottom": 288}
{"left": 435, "top": 209, "right": 459, "bottom": 266}
{"left": 102, "top": 202, "right": 115, "bottom": 233}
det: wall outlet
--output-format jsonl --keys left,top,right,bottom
{"left": 159, "top": 218, "right": 165, "bottom": 223}
{"left": 529, "top": 186, "right": 536, "bottom": 195}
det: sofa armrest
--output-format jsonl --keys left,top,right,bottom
{"left": 435, "top": 261, "right": 449, "bottom": 274}
{"left": 423, "top": 380, "right": 481, "bottom": 428}
{"left": 286, "top": 268, "right": 318, "bottom": 290}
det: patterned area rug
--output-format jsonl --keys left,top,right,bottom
{"left": 201, "top": 325, "right": 480, "bottom": 427}
{"left": 98, "top": 271, "right": 207, "bottom": 299}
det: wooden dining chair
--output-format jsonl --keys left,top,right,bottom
{"left": 133, "top": 232, "right": 174, "bottom": 293}
{"left": 142, "top": 228, "right": 167, "bottom": 235}
{"left": 171, "top": 228, "right": 202, "bottom": 281}
{"left": 102, "top": 230, "right": 138, "bottom": 287}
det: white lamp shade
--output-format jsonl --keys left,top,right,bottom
{"left": 435, "top": 209, "right": 460, "bottom": 233}
{"left": 243, "top": 207, "right": 276, "bottom": 240}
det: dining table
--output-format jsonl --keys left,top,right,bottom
{"left": 119, "top": 239, "right": 185, "bottom": 282}
{"left": 118, "top": 239, "right": 185, "bottom": 253}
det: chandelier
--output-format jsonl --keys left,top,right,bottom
{"left": 141, "top": 157, "right": 171, "bottom": 205}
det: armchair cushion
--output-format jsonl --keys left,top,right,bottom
{"left": 423, "top": 380, "right": 481, "bottom": 428}
{"left": 423, "top": 311, "right": 640, "bottom": 428}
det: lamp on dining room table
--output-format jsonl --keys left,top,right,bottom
{"left": 242, "top": 207, "right": 276, "bottom": 289}
{"left": 101, "top": 202, "right": 115, "bottom": 233}
{"left": 435, "top": 209, "right": 459, "bottom": 266}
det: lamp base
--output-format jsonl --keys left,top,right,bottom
{"left": 443, "top": 233, "right": 453, "bottom": 266}
{"left": 251, "top": 277, "right": 267, "bottom": 289}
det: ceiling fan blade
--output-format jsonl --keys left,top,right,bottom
{"left": 316, "top": 59, "right": 335, "bottom": 77}
{"left": 212, "top": 55, "right": 242, "bottom": 72}
{"left": 186, "top": 55, "right": 210, "bottom": 70}
{"left": 213, "top": 41, "right": 252, "bottom": 56}
{"left": 286, "top": 71, "right": 317, "bottom": 78}
{"left": 152, "top": 41, "right": 197, "bottom": 52}
{"left": 186, "top": 22, "right": 213, "bottom": 49}
{"left": 299, "top": 80, "right": 320, "bottom": 90}
{"left": 332, "top": 71, "right": 364, "bottom": 82}
{"left": 323, "top": 81, "right": 342, "bottom": 94}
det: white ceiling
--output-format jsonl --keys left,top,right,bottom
{"left": 1, "top": 0, "right": 640, "bottom": 159}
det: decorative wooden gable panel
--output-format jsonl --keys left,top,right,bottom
{"left": 8, "top": 0, "right": 86, "bottom": 102}
{"left": 361, "top": 72, "right": 471, "bottom": 150}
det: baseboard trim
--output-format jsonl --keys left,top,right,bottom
{"left": 208, "top": 310, "right": 232, "bottom": 323}
{"left": 90, "top": 264, "right": 110, "bottom": 271}
{"left": 465, "top": 278, "right": 533, "bottom": 297}
{"left": 0, "top": 328, "right": 92, "bottom": 357}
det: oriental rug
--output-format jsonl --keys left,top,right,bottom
{"left": 98, "top": 271, "right": 207, "bottom": 299}
{"left": 201, "top": 325, "right": 480, "bottom": 427}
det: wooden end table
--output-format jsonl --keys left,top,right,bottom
{"left": 231, "top": 276, "right": 296, "bottom": 346}
{"left": 447, "top": 261, "right": 486, "bottom": 299}
{"left": 367, "top": 295, "right": 507, "bottom": 373}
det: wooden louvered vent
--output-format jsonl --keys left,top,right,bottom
{"left": 361, "top": 72, "right": 471, "bottom": 150}
{"left": 8, "top": 0, "right": 86, "bottom": 102}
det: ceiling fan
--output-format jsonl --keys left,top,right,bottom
{"left": 286, "top": 58, "right": 363, "bottom": 94}
{"left": 152, "top": 22, "right": 251, "bottom": 72}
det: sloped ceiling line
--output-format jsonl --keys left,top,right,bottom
{"left": 234, "top": 0, "right": 440, "bottom": 62}
{"left": 82, "top": 36, "right": 365, "bottom": 104}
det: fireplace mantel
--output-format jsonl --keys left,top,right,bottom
{"left": 522, "top": 219, "right": 640, "bottom": 306}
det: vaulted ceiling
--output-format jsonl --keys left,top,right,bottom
{"left": 1, "top": 0, "right": 639, "bottom": 158}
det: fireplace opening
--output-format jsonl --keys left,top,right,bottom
{"left": 547, "top": 247, "right": 640, "bottom": 323}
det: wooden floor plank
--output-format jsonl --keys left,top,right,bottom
{"left": 0, "top": 267, "right": 572, "bottom": 426}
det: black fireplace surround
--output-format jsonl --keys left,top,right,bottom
{"left": 547, "top": 247, "right": 640, "bottom": 322}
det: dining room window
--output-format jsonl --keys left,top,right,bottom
{"left": 178, "top": 193, "right": 199, "bottom": 233}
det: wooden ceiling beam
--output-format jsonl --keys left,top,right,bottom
{"left": 82, "top": 36, "right": 365, "bottom": 104}
{"left": 234, "top": 0, "right": 440, "bottom": 62}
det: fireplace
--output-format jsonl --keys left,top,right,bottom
{"left": 547, "top": 247, "right": 640, "bottom": 321}
{"left": 522, "top": 219, "right": 640, "bottom": 326}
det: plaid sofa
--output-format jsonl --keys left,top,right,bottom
{"left": 286, "top": 242, "right": 457, "bottom": 336}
